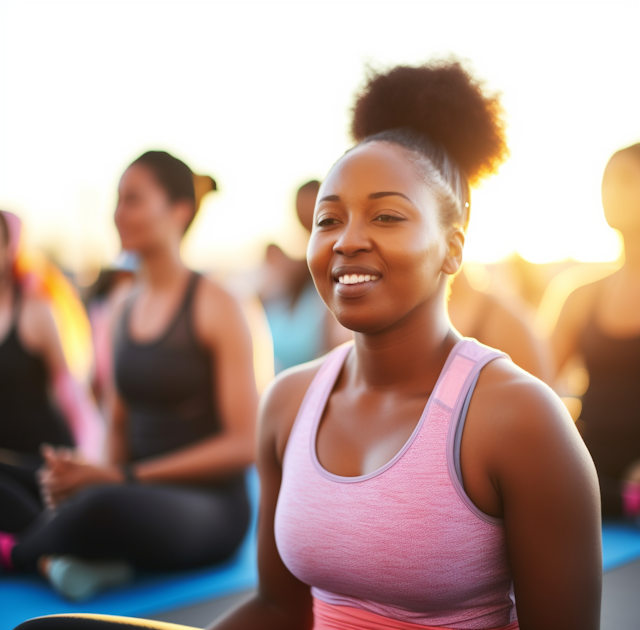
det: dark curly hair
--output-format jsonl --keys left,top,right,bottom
{"left": 351, "top": 59, "right": 508, "bottom": 229}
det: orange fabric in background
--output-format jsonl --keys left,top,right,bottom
{"left": 312, "top": 599, "right": 519, "bottom": 630}
{"left": 14, "top": 249, "right": 93, "bottom": 381}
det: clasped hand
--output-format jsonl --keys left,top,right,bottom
{"left": 38, "top": 444, "right": 122, "bottom": 509}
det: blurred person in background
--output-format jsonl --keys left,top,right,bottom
{"left": 0, "top": 210, "right": 102, "bottom": 558}
{"left": 553, "top": 142, "right": 640, "bottom": 519}
{"left": 448, "top": 267, "right": 552, "bottom": 382}
{"left": 0, "top": 152, "right": 258, "bottom": 601}
{"left": 260, "top": 181, "right": 351, "bottom": 374}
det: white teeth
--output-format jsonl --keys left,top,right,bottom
{"left": 337, "top": 274, "right": 379, "bottom": 285}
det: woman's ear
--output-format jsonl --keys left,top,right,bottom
{"left": 442, "top": 228, "right": 465, "bottom": 275}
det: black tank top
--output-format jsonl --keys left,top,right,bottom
{"left": 579, "top": 310, "right": 640, "bottom": 488}
{"left": 114, "top": 273, "right": 224, "bottom": 462}
{"left": 0, "top": 289, "right": 73, "bottom": 454}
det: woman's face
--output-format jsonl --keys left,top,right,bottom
{"left": 114, "top": 164, "right": 189, "bottom": 253}
{"left": 307, "top": 142, "right": 463, "bottom": 334}
{"left": 602, "top": 149, "right": 640, "bottom": 234}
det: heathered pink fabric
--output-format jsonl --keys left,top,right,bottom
{"left": 274, "top": 339, "right": 518, "bottom": 630}
{"left": 312, "top": 598, "right": 520, "bottom": 630}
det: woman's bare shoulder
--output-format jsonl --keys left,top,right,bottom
{"left": 260, "top": 356, "right": 329, "bottom": 463}
{"left": 475, "top": 358, "right": 569, "bottom": 429}
{"left": 471, "top": 358, "right": 589, "bottom": 468}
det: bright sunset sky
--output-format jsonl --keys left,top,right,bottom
{"left": 0, "top": 0, "right": 638, "bottom": 272}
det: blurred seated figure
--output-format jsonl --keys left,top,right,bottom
{"left": 259, "top": 181, "right": 351, "bottom": 373}
{"left": 0, "top": 152, "right": 258, "bottom": 601}
{"left": 552, "top": 143, "right": 640, "bottom": 518}
{"left": 448, "top": 267, "right": 552, "bottom": 382}
{"left": 0, "top": 211, "right": 103, "bottom": 535}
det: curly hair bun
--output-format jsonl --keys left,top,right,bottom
{"left": 351, "top": 59, "right": 508, "bottom": 185}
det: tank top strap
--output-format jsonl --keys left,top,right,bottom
{"left": 432, "top": 338, "right": 506, "bottom": 411}
{"left": 180, "top": 271, "right": 201, "bottom": 315}
{"left": 302, "top": 342, "right": 351, "bottom": 416}
{"left": 436, "top": 338, "right": 508, "bottom": 525}
{"left": 283, "top": 342, "right": 352, "bottom": 465}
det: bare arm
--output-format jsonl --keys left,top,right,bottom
{"left": 20, "top": 296, "right": 69, "bottom": 377}
{"left": 20, "top": 297, "right": 104, "bottom": 460}
{"left": 132, "top": 281, "right": 258, "bottom": 483}
{"left": 465, "top": 363, "right": 602, "bottom": 630}
{"left": 211, "top": 367, "right": 318, "bottom": 630}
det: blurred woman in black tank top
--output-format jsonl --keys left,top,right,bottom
{"left": 0, "top": 210, "right": 76, "bottom": 535}
{"left": 553, "top": 143, "right": 640, "bottom": 516}
{"left": 1, "top": 153, "right": 258, "bottom": 599}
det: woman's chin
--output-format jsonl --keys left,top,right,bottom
{"left": 333, "top": 312, "right": 394, "bottom": 336}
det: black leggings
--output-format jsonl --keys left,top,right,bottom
{"left": 6, "top": 475, "right": 250, "bottom": 573}
{"left": 0, "top": 458, "right": 44, "bottom": 532}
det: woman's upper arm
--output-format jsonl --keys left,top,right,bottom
{"left": 20, "top": 297, "right": 69, "bottom": 376}
{"left": 492, "top": 377, "right": 601, "bottom": 629}
{"left": 255, "top": 376, "right": 314, "bottom": 625}
{"left": 197, "top": 281, "right": 259, "bottom": 437}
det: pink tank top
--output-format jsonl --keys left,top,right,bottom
{"left": 275, "top": 338, "right": 518, "bottom": 630}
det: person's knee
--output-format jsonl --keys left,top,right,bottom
{"left": 64, "top": 485, "right": 124, "bottom": 528}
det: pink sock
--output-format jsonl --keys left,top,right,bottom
{"left": 0, "top": 532, "right": 17, "bottom": 570}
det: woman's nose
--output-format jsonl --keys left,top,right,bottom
{"left": 333, "top": 219, "right": 372, "bottom": 257}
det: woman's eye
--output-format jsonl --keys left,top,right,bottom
{"left": 317, "top": 218, "right": 339, "bottom": 227}
{"left": 374, "top": 214, "right": 402, "bottom": 223}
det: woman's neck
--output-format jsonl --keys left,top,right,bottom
{"left": 139, "top": 244, "right": 188, "bottom": 291}
{"left": 351, "top": 285, "right": 457, "bottom": 391}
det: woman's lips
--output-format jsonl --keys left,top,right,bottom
{"left": 334, "top": 275, "right": 381, "bottom": 298}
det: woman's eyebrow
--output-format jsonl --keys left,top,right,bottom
{"left": 318, "top": 191, "right": 413, "bottom": 203}
{"left": 369, "top": 191, "right": 412, "bottom": 202}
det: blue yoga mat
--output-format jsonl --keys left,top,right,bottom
{"left": 0, "top": 469, "right": 259, "bottom": 630}
{"left": 602, "top": 520, "right": 640, "bottom": 572}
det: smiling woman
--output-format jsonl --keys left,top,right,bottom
{"left": 209, "top": 60, "right": 601, "bottom": 630}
